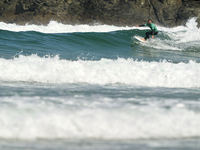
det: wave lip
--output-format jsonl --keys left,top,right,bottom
{"left": 0, "top": 55, "right": 200, "bottom": 88}
{"left": 0, "top": 18, "right": 198, "bottom": 34}
{"left": 0, "top": 21, "right": 138, "bottom": 33}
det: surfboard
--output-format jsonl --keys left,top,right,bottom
{"left": 135, "top": 36, "right": 146, "bottom": 42}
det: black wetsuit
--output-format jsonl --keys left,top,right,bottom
{"left": 139, "top": 23, "right": 158, "bottom": 40}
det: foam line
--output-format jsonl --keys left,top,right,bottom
{"left": 0, "top": 18, "right": 198, "bottom": 33}
{"left": 0, "top": 96, "right": 200, "bottom": 140}
{"left": 0, "top": 55, "right": 200, "bottom": 87}
{"left": 0, "top": 21, "right": 140, "bottom": 33}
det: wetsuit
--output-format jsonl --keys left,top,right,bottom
{"left": 139, "top": 23, "right": 158, "bottom": 40}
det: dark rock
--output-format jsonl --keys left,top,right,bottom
{"left": 0, "top": 0, "right": 199, "bottom": 27}
{"left": 149, "top": 0, "right": 183, "bottom": 26}
{"left": 177, "top": 0, "right": 200, "bottom": 27}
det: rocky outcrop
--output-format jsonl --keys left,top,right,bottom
{"left": 0, "top": 0, "right": 199, "bottom": 27}
{"left": 178, "top": 0, "right": 200, "bottom": 25}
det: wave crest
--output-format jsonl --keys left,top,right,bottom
{"left": 0, "top": 55, "right": 200, "bottom": 87}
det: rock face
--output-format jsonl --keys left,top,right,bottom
{"left": 0, "top": 0, "right": 199, "bottom": 27}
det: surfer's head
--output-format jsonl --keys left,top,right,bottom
{"left": 148, "top": 19, "right": 152, "bottom": 24}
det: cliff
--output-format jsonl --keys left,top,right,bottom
{"left": 0, "top": 0, "right": 200, "bottom": 27}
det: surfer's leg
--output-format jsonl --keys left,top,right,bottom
{"left": 153, "top": 32, "right": 158, "bottom": 38}
{"left": 145, "top": 31, "right": 151, "bottom": 40}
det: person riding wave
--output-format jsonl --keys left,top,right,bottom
{"left": 136, "top": 19, "right": 158, "bottom": 41}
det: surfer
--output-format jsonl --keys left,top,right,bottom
{"left": 136, "top": 19, "right": 158, "bottom": 41}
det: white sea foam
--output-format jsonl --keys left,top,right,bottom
{"left": 161, "top": 18, "right": 200, "bottom": 43}
{"left": 0, "top": 18, "right": 198, "bottom": 34}
{"left": 0, "top": 96, "right": 200, "bottom": 140}
{"left": 0, "top": 55, "right": 200, "bottom": 87}
{"left": 0, "top": 21, "right": 140, "bottom": 33}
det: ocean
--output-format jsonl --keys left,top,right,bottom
{"left": 0, "top": 18, "right": 200, "bottom": 150}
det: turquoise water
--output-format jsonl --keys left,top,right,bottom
{"left": 0, "top": 18, "right": 200, "bottom": 149}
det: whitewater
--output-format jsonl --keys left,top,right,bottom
{"left": 0, "top": 55, "right": 200, "bottom": 87}
{"left": 0, "top": 18, "right": 200, "bottom": 150}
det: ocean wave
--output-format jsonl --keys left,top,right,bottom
{"left": 0, "top": 21, "right": 138, "bottom": 33}
{"left": 0, "top": 95, "right": 200, "bottom": 140}
{"left": 0, "top": 18, "right": 198, "bottom": 34}
{"left": 0, "top": 18, "right": 199, "bottom": 53}
{"left": 0, "top": 55, "right": 200, "bottom": 87}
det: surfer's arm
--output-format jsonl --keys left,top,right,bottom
{"left": 136, "top": 25, "right": 145, "bottom": 27}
